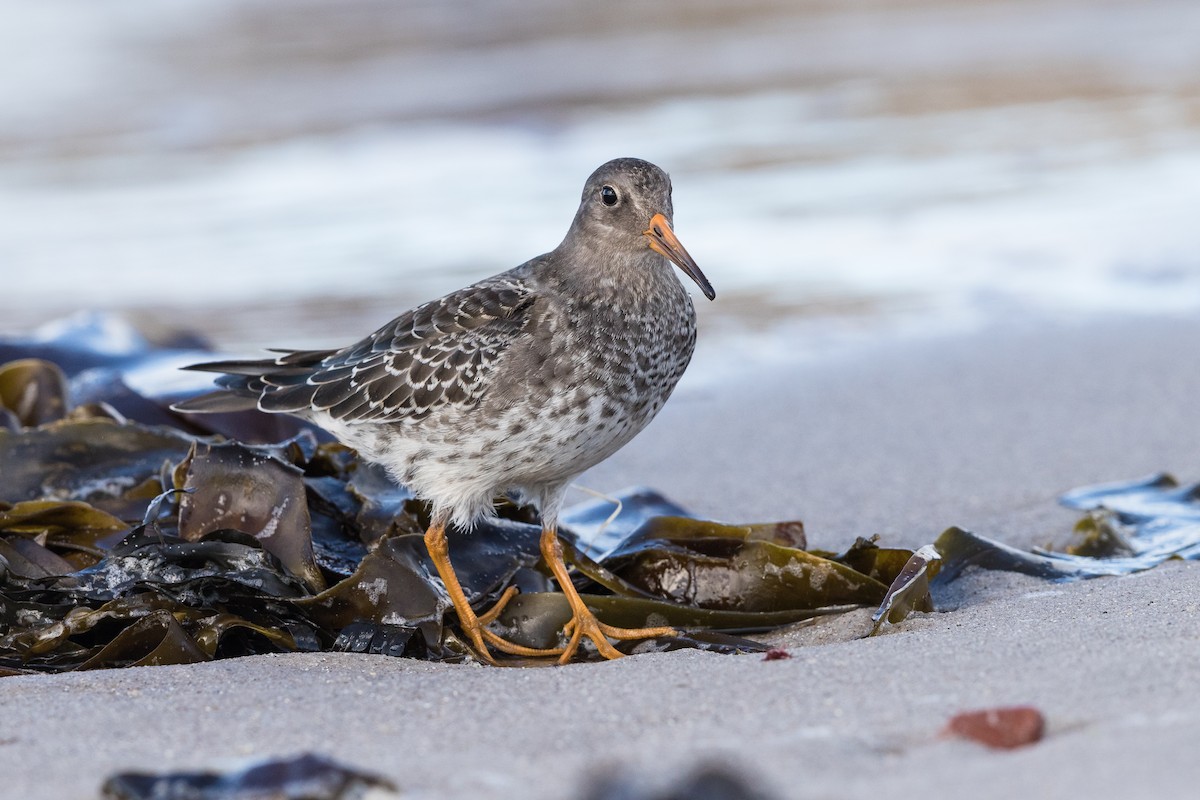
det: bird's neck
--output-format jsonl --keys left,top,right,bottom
{"left": 545, "top": 241, "right": 682, "bottom": 308}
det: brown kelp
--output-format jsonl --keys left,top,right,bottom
{"left": 2, "top": 316, "right": 1199, "bottom": 672}
{"left": 0, "top": 335, "right": 909, "bottom": 670}
{"left": 102, "top": 752, "right": 398, "bottom": 800}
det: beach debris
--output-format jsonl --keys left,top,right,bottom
{"left": 176, "top": 440, "right": 327, "bottom": 592}
{"left": 582, "top": 764, "right": 774, "bottom": 800}
{"left": 0, "top": 342, "right": 909, "bottom": 670}
{"left": 332, "top": 620, "right": 425, "bottom": 658}
{"left": 0, "top": 417, "right": 193, "bottom": 512}
{"left": 943, "top": 706, "right": 1046, "bottom": 750}
{"left": 0, "top": 359, "right": 68, "bottom": 429}
{"left": 101, "top": 752, "right": 398, "bottom": 800}
{"left": 578, "top": 516, "right": 891, "bottom": 612}
{"left": 4, "top": 318, "right": 1199, "bottom": 672}
{"left": 762, "top": 647, "right": 791, "bottom": 661}
{"left": 930, "top": 526, "right": 1108, "bottom": 582}
{"left": 1057, "top": 472, "right": 1200, "bottom": 562}
{"left": 870, "top": 544, "right": 940, "bottom": 634}
{"left": 931, "top": 473, "right": 1200, "bottom": 585}
{"left": 487, "top": 590, "right": 833, "bottom": 653}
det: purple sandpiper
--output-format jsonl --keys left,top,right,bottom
{"left": 173, "top": 157, "right": 715, "bottom": 664}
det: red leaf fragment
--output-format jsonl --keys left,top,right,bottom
{"left": 944, "top": 706, "right": 1045, "bottom": 749}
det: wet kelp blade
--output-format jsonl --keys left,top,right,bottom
{"left": 101, "top": 752, "right": 398, "bottom": 800}
{"left": 0, "top": 418, "right": 194, "bottom": 515}
{"left": 1060, "top": 511, "right": 1134, "bottom": 559}
{"left": 860, "top": 521, "right": 1150, "bottom": 630}
{"left": 6, "top": 593, "right": 182, "bottom": 662}
{"left": 332, "top": 621, "right": 424, "bottom": 658}
{"left": 931, "top": 526, "right": 1138, "bottom": 583}
{"left": 871, "top": 477, "right": 1200, "bottom": 629}
{"left": 342, "top": 459, "right": 423, "bottom": 545}
{"left": 490, "top": 591, "right": 854, "bottom": 651}
{"left": 1058, "top": 472, "right": 1200, "bottom": 520}
{"left": 560, "top": 487, "right": 694, "bottom": 557}
{"left": 591, "top": 516, "right": 889, "bottom": 612}
{"left": 870, "top": 544, "right": 940, "bottom": 634}
{"left": 0, "top": 499, "right": 130, "bottom": 574}
{"left": 176, "top": 440, "right": 326, "bottom": 592}
{"left": 513, "top": 512, "right": 898, "bottom": 651}
{"left": 0, "top": 487, "right": 541, "bottom": 670}
{"left": 76, "top": 609, "right": 210, "bottom": 670}
{"left": 0, "top": 359, "right": 68, "bottom": 429}
{"left": 0, "top": 499, "right": 128, "bottom": 539}
{"left": 598, "top": 514, "right": 809, "bottom": 558}
{"left": 820, "top": 536, "right": 918, "bottom": 585}
{"left": 297, "top": 535, "right": 447, "bottom": 645}
{"left": 67, "top": 527, "right": 315, "bottom": 601}
{"left": 0, "top": 521, "right": 323, "bottom": 673}
{"left": 1055, "top": 473, "right": 1200, "bottom": 562}
{"left": 299, "top": 519, "right": 544, "bottom": 656}
{"left": 0, "top": 535, "right": 78, "bottom": 578}
{"left": 932, "top": 476, "right": 1200, "bottom": 586}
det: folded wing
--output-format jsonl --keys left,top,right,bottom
{"left": 173, "top": 276, "right": 537, "bottom": 424}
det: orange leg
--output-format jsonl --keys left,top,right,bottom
{"left": 424, "top": 522, "right": 564, "bottom": 662}
{"left": 540, "top": 525, "right": 677, "bottom": 664}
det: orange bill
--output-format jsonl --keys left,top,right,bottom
{"left": 643, "top": 213, "right": 715, "bottom": 300}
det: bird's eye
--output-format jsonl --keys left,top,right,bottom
{"left": 600, "top": 186, "right": 618, "bottom": 206}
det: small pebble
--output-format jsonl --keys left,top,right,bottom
{"left": 943, "top": 706, "right": 1045, "bottom": 749}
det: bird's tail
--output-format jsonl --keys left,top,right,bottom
{"left": 170, "top": 390, "right": 261, "bottom": 414}
{"left": 170, "top": 350, "right": 333, "bottom": 414}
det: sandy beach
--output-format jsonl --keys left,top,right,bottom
{"left": 4, "top": 0, "right": 1199, "bottom": 796}
{"left": 1, "top": 312, "right": 1196, "bottom": 799}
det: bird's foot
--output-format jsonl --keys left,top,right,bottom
{"left": 535, "top": 524, "right": 677, "bottom": 664}
{"left": 558, "top": 605, "right": 677, "bottom": 665}
{"left": 458, "top": 586, "right": 566, "bottom": 662}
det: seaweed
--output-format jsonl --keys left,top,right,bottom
{"left": 583, "top": 764, "right": 774, "bottom": 800}
{"left": 870, "top": 544, "right": 940, "bottom": 633}
{"left": 0, "top": 345, "right": 916, "bottom": 669}
{"left": 3, "top": 319, "right": 1199, "bottom": 672}
{"left": 0, "top": 359, "right": 68, "bottom": 429}
{"left": 175, "top": 440, "right": 327, "bottom": 592}
{"left": 102, "top": 752, "right": 397, "bottom": 800}
{"left": 931, "top": 474, "right": 1200, "bottom": 585}
{"left": 591, "top": 516, "right": 888, "bottom": 612}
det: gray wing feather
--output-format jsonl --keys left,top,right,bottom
{"left": 253, "top": 276, "right": 536, "bottom": 422}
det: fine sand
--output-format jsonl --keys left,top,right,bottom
{"left": 1, "top": 313, "right": 1198, "bottom": 799}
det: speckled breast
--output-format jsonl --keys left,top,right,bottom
{"left": 493, "top": 282, "right": 698, "bottom": 484}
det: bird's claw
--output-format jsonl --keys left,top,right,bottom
{"left": 459, "top": 586, "right": 566, "bottom": 661}
{"left": 557, "top": 607, "right": 677, "bottom": 665}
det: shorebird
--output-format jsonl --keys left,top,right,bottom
{"left": 173, "top": 157, "right": 715, "bottom": 664}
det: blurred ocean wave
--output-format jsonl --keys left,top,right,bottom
{"left": 3, "top": 0, "right": 1199, "bottom": 371}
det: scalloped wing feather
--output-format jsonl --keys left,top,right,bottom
{"left": 251, "top": 276, "right": 537, "bottom": 422}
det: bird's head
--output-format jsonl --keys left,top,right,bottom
{"left": 569, "top": 158, "right": 715, "bottom": 301}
